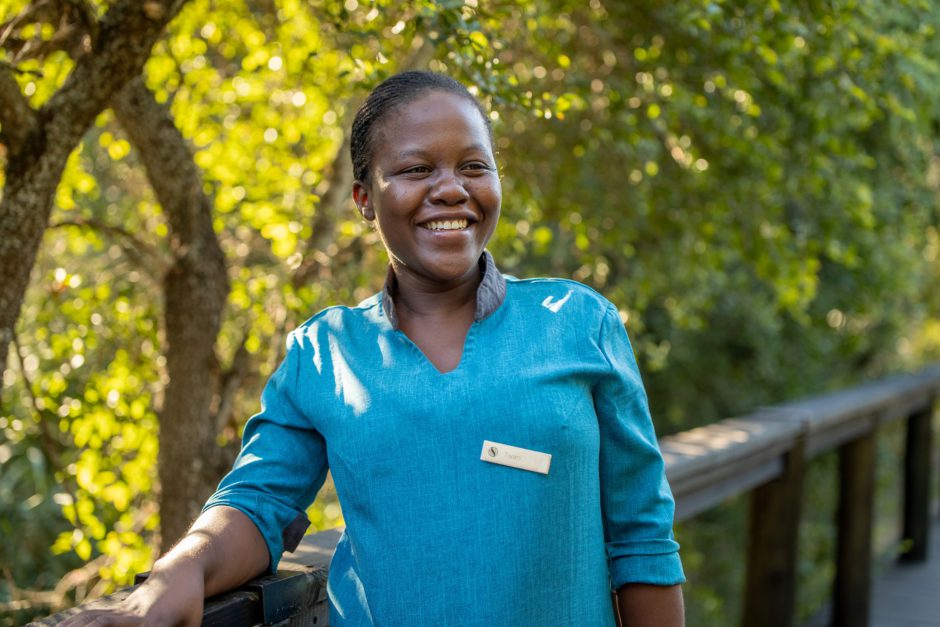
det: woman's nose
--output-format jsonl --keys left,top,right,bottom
{"left": 429, "top": 170, "right": 469, "bottom": 205}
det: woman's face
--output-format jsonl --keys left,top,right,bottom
{"left": 353, "top": 90, "right": 501, "bottom": 289}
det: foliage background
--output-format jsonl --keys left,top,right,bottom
{"left": 2, "top": 0, "right": 940, "bottom": 624}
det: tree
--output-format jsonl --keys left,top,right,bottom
{"left": 0, "top": 0, "right": 191, "bottom": 398}
{"left": 2, "top": 0, "right": 940, "bottom": 623}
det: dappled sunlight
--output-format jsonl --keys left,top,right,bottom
{"left": 3, "top": 0, "right": 940, "bottom": 623}
{"left": 309, "top": 321, "right": 323, "bottom": 374}
{"left": 376, "top": 334, "right": 394, "bottom": 368}
{"left": 660, "top": 419, "right": 784, "bottom": 467}
{"left": 541, "top": 289, "right": 573, "bottom": 313}
{"left": 232, "top": 451, "right": 261, "bottom": 469}
{"left": 328, "top": 333, "right": 371, "bottom": 416}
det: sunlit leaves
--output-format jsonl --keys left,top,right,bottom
{"left": 4, "top": 0, "right": 940, "bottom": 623}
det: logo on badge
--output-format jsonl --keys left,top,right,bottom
{"left": 488, "top": 446, "right": 499, "bottom": 457}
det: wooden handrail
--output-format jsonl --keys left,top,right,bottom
{"left": 662, "top": 364, "right": 940, "bottom": 520}
{"left": 33, "top": 365, "right": 940, "bottom": 626}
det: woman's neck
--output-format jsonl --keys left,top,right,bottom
{"left": 391, "top": 267, "right": 480, "bottom": 324}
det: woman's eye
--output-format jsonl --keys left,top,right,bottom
{"left": 463, "top": 162, "right": 491, "bottom": 171}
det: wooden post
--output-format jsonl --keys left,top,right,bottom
{"left": 742, "top": 441, "right": 805, "bottom": 627}
{"left": 833, "top": 431, "right": 876, "bottom": 627}
{"left": 901, "top": 403, "right": 934, "bottom": 562}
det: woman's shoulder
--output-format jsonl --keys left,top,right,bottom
{"left": 286, "top": 293, "right": 385, "bottom": 347}
{"left": 498, "top": 275, "right": 622, "bottom": 340}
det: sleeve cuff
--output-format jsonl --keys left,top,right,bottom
{"left": 610, "top": 550, "right": 686, "bottom": 589}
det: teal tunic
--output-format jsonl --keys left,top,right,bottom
{"left": 205, "top": 254, "right": 684, "bottom": 626}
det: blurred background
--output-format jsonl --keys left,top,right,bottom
{"left": 1, "top": 0, "right": 939, "bottom": 624}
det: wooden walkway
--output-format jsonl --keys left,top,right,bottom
{"left": 869, "top": 518, "right": 940, "bottom": 627}
{"left": 803, "top": 517, "right": 940, "bottom": 627}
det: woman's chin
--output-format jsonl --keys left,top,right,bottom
{"left": 397, "top": 254, "right": 483, "bottom": 288}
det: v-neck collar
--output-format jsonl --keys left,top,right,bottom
{"left": 380, "top": 251, "right": 507, "bottom": 330}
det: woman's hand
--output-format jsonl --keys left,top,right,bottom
{"left": 58, "top": 506, "right": 268, "bottom": 627}
{"left": 59, "top": 561, "right": 205, "bottom": 626}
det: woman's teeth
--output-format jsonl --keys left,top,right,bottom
{"left": 422, "top": 219, "right": 469, "bottom": 231}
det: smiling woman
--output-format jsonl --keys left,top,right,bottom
{"left": 61, "top": 72, "right": 685, "bottom": 627}
{"left": 352, "top": 85, "right": 502, "bottom": 373}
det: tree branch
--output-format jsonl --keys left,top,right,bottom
{"left": 0, "top": 0, "right": 97, "bottom": 63}
{"left": 0, "top": 0, "right": 58, "bottom": 50}
{"left": 0, "top": 63, "right": 39, "bottom": 152}
{"left": 208, "top": 334, "right": 252, "bottom": 479}
{"left": 10, "top": 329, "right": 67, "bottom": 468}
{"left": 211, "top": 335, "right": 252, "bottom": 435}
{"left": 39, "top": 0, "right": 189, "bottom": 161}
{"left": 9, "top": 328, "right": 86, "bottom": 552}
{"left": 111, "top": 77, "right": 222, "bottom": 263}
{"left": 48, "top": 217, "right": 169, "bottom": 275}
{"left": 291, "top": 121, "right": 356, "bottom": 287}
{"left": 0, "top": 0, "right": 192, "bottom": 393}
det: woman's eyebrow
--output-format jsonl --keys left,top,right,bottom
{"left": 460, "top": 143, "right": 491, "bottom": 155}
{"left": 393, "top": 148, "right": 431, "bottom": 160}
{"left": 393, "top": 143, "right": 492, "bottom": 160}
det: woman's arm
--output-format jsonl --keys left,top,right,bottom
{"left": 60, "top": 506, "right": 268, "bottom": 627}
{"left": 593, "top": 304, "right": 686, "bottom": 604}
{"left": 616, "top": 583, "right": 685, "bottom": 627}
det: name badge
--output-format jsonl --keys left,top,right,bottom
{"left": 480, "top": 440, "right": 552, "bottom": 475}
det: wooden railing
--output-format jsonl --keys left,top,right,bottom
{"left": 34, "top": 365, "right": 940, "bottom": 626}
{"left": 662, "top": 364, "right": 940, "bottom": 626}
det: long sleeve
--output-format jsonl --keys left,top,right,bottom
{"left": 593, "top": 304, "right": 685, "bottom": 588}
{"left": 203, "top": 331, "right": 329, "bottom": 572}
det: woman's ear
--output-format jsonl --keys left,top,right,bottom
{"left": 352, "top": 181, "right": 375, "bottom": 221}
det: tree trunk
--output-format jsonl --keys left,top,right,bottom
{"left": 0, "top": 0, "right": 191, "bottom": 397}
{"left": 0, "top": 109, "right": 63, "bottom": 398}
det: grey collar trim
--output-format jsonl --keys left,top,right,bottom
{"left": 380, "top": 250, "right": 507, "bottom": 330}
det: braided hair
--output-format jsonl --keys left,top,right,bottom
{"left": 350, "top": 71, "right": 493, "bottom": 184}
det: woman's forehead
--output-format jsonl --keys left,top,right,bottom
{"left": 387, "top": 92, "right": 487, "bottom": 132}
{"left": 376, "top": 92, "right": 492, "bottom": 150}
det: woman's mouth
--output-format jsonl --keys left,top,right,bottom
{"left": 420, "top": 219, "right": 470, "bottom": 231}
